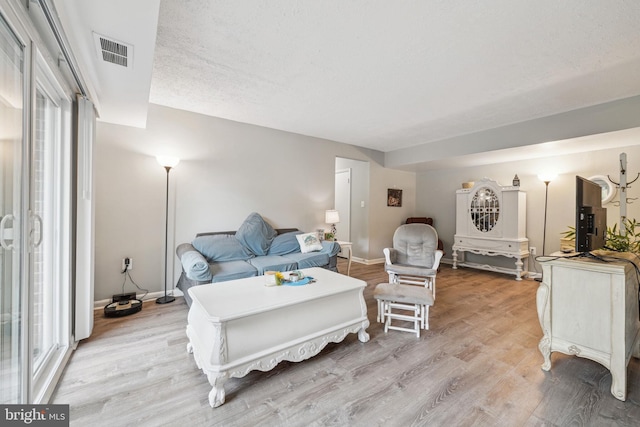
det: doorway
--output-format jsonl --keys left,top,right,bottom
{"left": 335, "top": 157, "right": 370, "bottom": 260}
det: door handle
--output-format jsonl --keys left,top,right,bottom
{"left": 31, "top": 213, "right": 43, "bottom": 248}
{"left": 0, "top": 214, "right": 15, "bottom": 250}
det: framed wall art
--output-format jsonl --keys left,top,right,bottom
{"left": 387, "top": 189, "right": 402, "bottom": 207}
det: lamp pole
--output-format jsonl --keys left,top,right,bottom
{"left": 542, "top": 180, "right": 550, "bottom": 256}
{"left": 535, "top": 173, "right": 556, "bottom": 282}
{"left": 157, "top": 164, "right": 176, "bottom": 304}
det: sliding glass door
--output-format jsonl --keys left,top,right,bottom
{"left": 0, "top": 5, "right": 73, "bottom": 404}
{"left": 0, "top": 13, "right": 24, "bottom": 404}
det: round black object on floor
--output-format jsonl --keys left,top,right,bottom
{"left": 156, "top": 295, "right": 175, "bottom": 304}
{"left": 104, "top": 299, "right": 143, "bottom": 317}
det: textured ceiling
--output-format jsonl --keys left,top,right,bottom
{"left": 149, "top": 0, "right": 640, "bottom": 156}
{"left": 54, "top": 0, "right": 640, "bottom": 169}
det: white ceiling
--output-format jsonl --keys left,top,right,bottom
{"left": 55, "top": 0, "right": 640, "bottom": 170}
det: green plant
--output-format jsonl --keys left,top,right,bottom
{"left": 561, "top": 220, "right": 640, "bottom": 254}
{"left": 560, "top": 226, "right": 575, "bottom": 240}
{"left": 606, "top": 219, "right": 640, "bottom": 254}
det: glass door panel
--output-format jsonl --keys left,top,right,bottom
{"left": 0, "top": 14, "right": 24, "bottom": 404}
{"left": 32, "top": 89, "right": 55, "bottom": 374}
{"left": 30, "top": 55, "right": 70, "bottom": 403}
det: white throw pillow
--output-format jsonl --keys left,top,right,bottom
{"left": 296, "top": 232, "right": 323, "bottom": 254}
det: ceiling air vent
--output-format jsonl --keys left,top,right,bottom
{"left": 93, "top": 32, "right": 133, "bottom": 68}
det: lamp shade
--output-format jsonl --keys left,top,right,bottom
{"left": 156, "top": 156, "right": 180, "bottom": 168}
{"left": 325, "top": 210, "right": 340, "bottom": 224}
{"left": 538, "top": 172, "right": 557, "bottom": 183}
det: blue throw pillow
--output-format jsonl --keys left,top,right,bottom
{"left": 192, "top": 234, "right": 253, "bottom": 262}
{"left": 268, "top": 231, "right": 303, "bottom": 255}
{"left": 235, "top": 212, "right": 277, "bottom": 256}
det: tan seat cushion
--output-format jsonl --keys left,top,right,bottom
{"left": 373, "top": 283, "right": 434, "bottom": 306}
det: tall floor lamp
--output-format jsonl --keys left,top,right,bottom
{"left": 156, "top": 156, "right": 180, "bottom": 304}
{"left": 538, "top": 173, "right": 557, "bottom": 256}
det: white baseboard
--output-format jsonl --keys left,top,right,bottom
{"left": 94, "top": 288, "right": 184, "bottom": 310}
{"left": 354, "top": 257, "right": 456, "bottom": 266}
{"left": 352, "top": 256, "right": 384, "bottom": 265}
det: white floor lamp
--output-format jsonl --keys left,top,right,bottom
{"left": 157, "top": 156, "right": 180, "bottom": 304}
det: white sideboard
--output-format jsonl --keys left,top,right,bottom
{"left": 536, "top": 255, "right": 640, "bottom": 401}
{"left": 452, "top": 178, "right": 529, "bottom": 280}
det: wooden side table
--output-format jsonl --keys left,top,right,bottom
{"left": 336, "top": 241, "right": 353, "bottom": 276}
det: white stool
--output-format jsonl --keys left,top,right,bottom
{"left": 373, "top": 283, "right": 434, "bottom": 338}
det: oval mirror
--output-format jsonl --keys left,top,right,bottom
{"left": 588, "top": 175, "right": 616, "bottom": 204}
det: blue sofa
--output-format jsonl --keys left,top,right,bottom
{"left": 176, "top": 213, "right": 342, "bottom": 306}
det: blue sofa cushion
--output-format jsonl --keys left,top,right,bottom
{"left": 283, "top": 252, "right": 330, "bottom": 269}
{"left": 268, "top": 231, "right": 303, "bottom": 255}
{"left": 192, "top": 234, "right": 253, "bottom": 262}
{"left": 248, "top": 255, "right": 298, "bottom": 275}
{"left": 235, "top": 212, "right": 278, "bottom": 256}
{"left": 210, "top": 260, "right": 258, "bottom": 282}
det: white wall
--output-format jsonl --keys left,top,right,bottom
{"left": 369, "top": 164, "right": 416, "bottom": 261}
{"left": 94, "top": 103, "right": 640, "bottom": 300}
{"left": 416, "top": 144, "right": 640, "bottom": 265}
{"left": 94, "top": 104, "right": 415, "bottom": 301}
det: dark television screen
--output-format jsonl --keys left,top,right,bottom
{"left": 575, "top": 176, "right": 606, "bottom": 252}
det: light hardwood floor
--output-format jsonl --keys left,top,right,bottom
{"left": 52, "top": 259, "right": 640, "bottom": 426}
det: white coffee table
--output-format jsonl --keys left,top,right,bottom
{"left": 186, "top": 267, "right": 370, "bottom": 408}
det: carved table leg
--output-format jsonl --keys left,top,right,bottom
{"left": 610, "top": 367, "right": 627, "bottom": 401}
{"left": 208, "top": 372, "right": 228, "bottom": 408}
{"left": 538, "top": 336, "right": 551, "bottom": 371}
{"left": 358, "top": 320, "right": 370, "bottom": 343}
{"left": 536, "top": 281, "right": 551, "bottom": 371}
{"left": 452, "top": 249, "right": 458, "bottom": 269}
{"left": 514, "top": 256, "right": 523, "bottom": 281}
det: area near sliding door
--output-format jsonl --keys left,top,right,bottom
{"left": 0, "top": 2, "right": 78, "bottom": 404}
{"left": 0, "top": 11, "right": 25, "bottom": 405}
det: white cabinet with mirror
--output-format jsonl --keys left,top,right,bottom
{"left": 453, "top": 178, "right": 529, "bottom": 280}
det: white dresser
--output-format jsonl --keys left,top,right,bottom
{"left": 537, "top": 255, "right": 640, "bottom": 401}
{"left": 452, "top": 178, "right": 529, "bottom": 280}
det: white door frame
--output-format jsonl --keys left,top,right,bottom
{"left": 335, "top": 168, "right": 351, "bottom": 250}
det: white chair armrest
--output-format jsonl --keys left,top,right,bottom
{"left": 383, "top": 247, "right": 396, "bottom": 265}
{"left": 432, "top": 250, "right": 444, "bottom": 271}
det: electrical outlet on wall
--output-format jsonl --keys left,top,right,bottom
{"left": 122, "top": 257, "right": 132, "bottom": 271}
{"left": 530, "top": 247, "right": 536, "bottom": 255}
